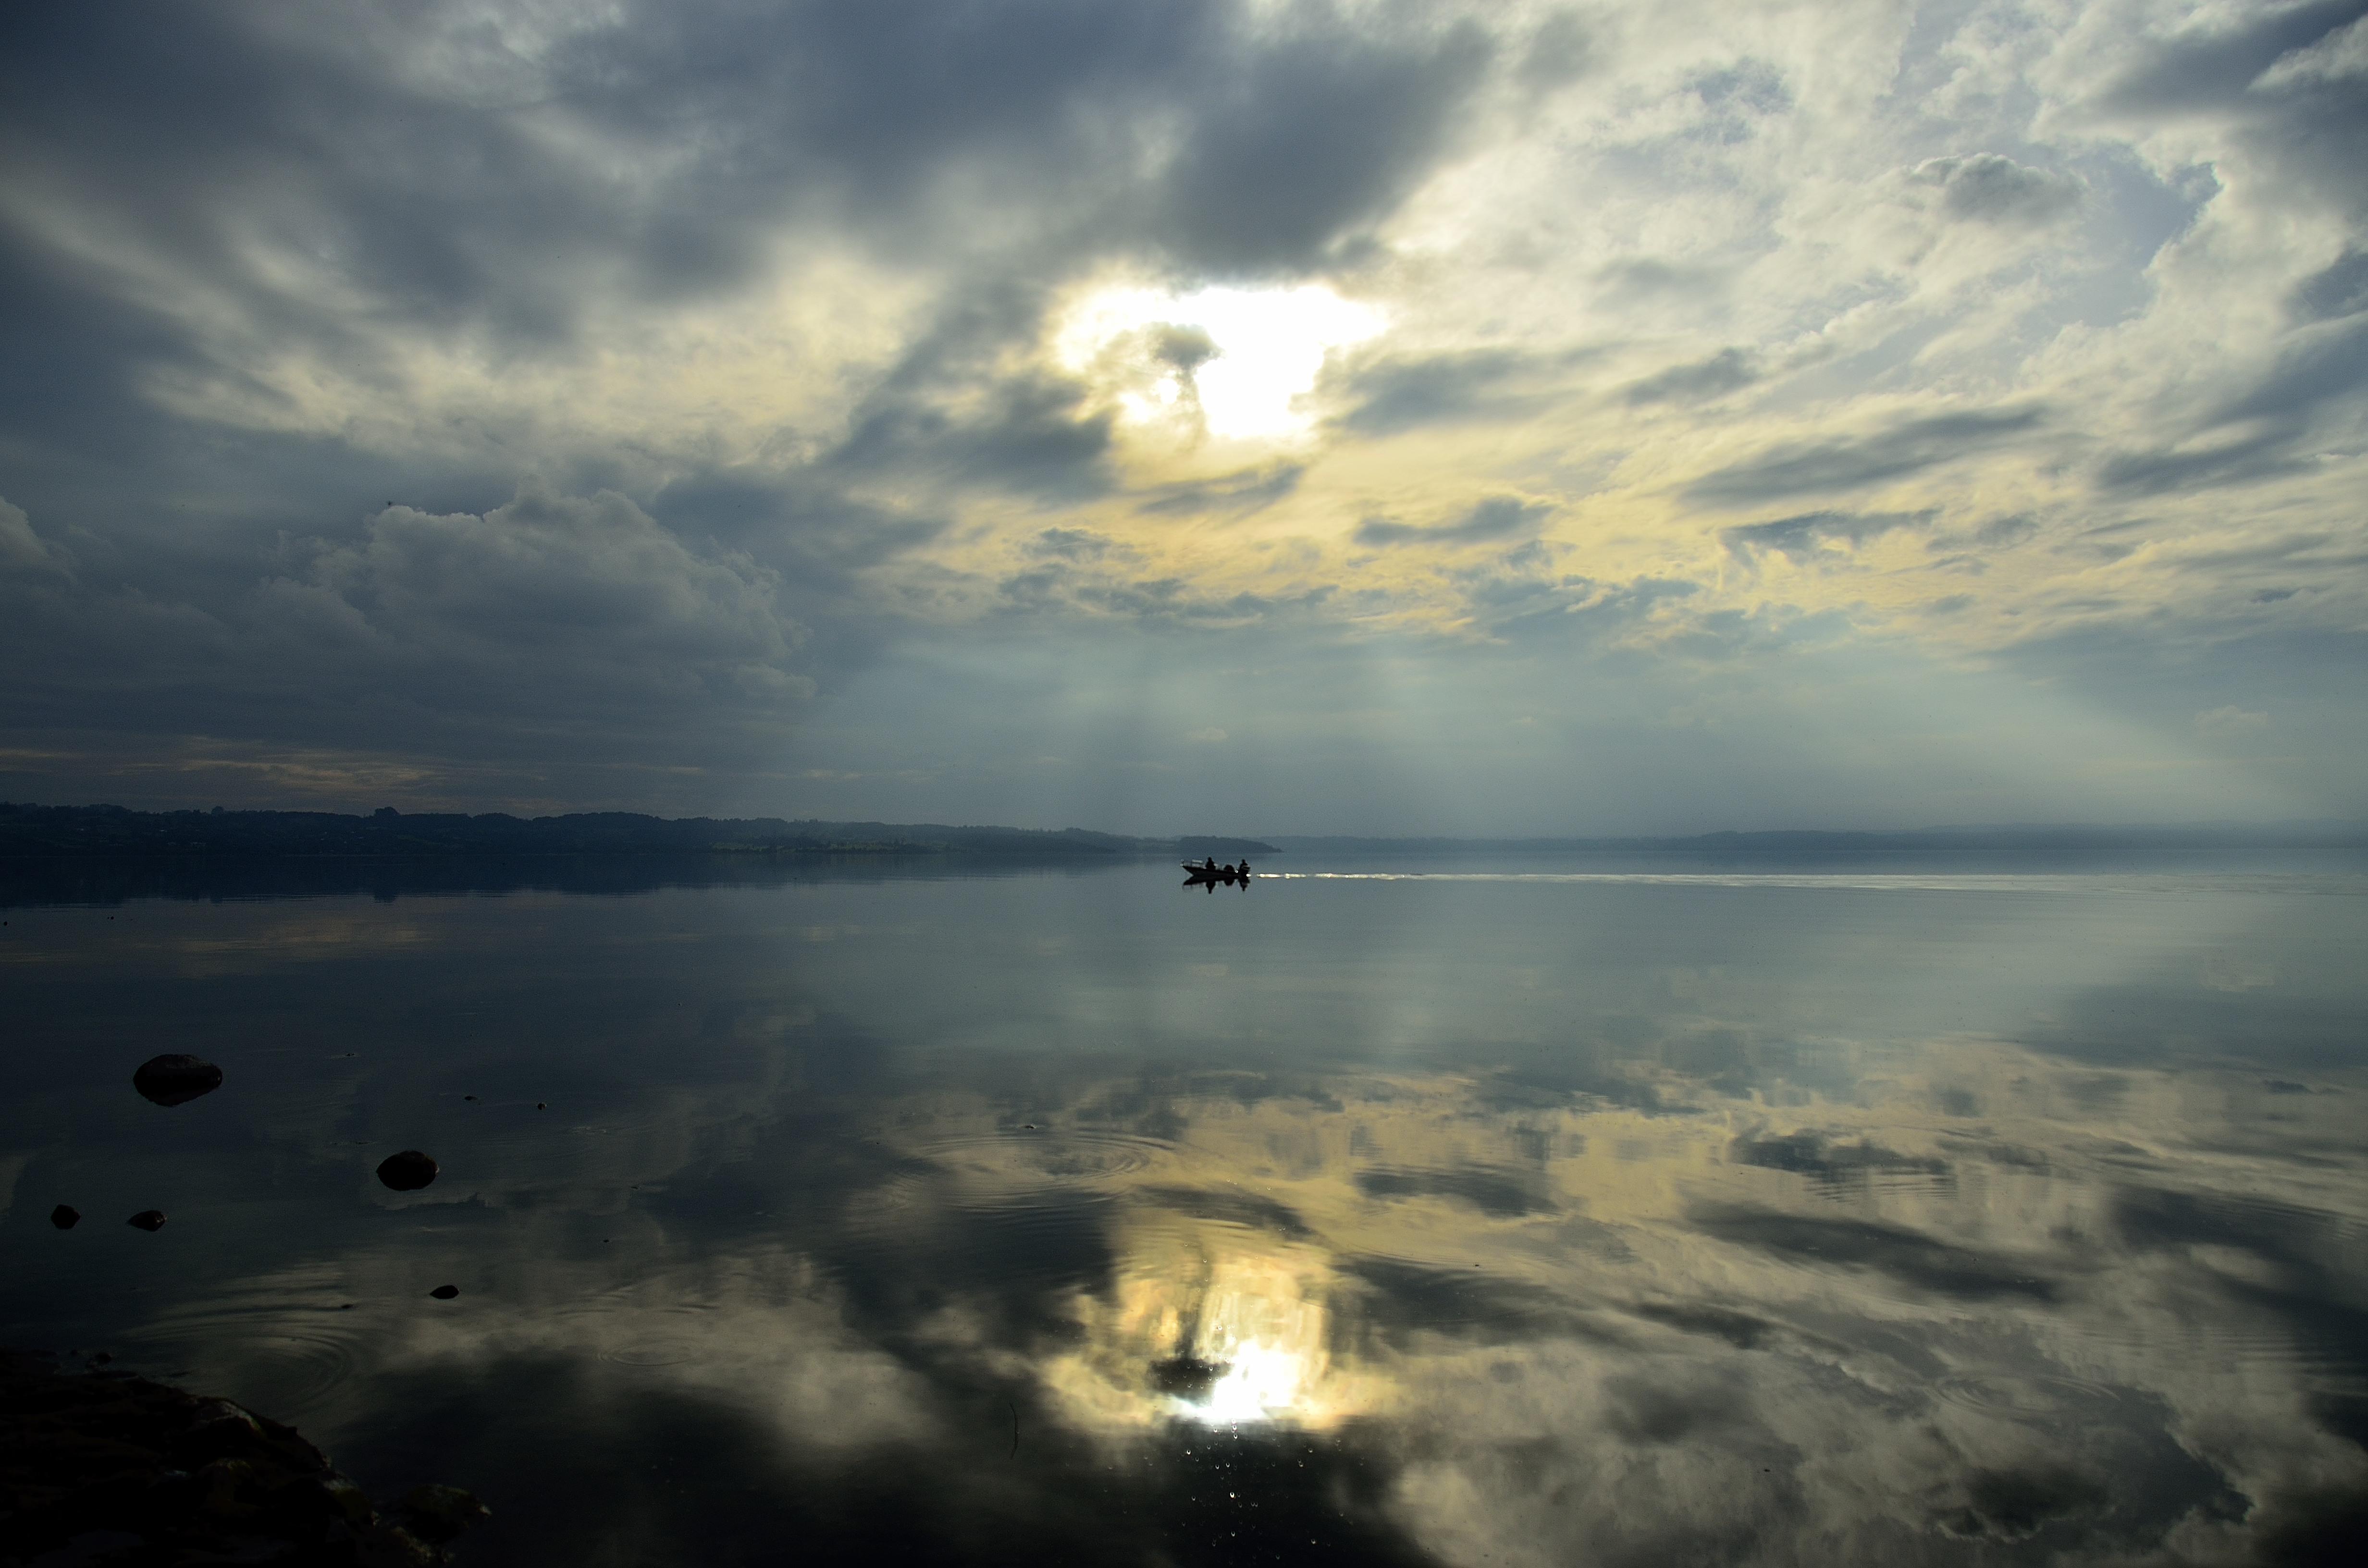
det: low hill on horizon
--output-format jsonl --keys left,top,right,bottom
{"left": 8, "top": 802, "right": 2362, "bottom": 867}
{"left": 0, "top": 802, "right": 1277, "bottom": 861}
{"left": 1261, "top": 823, "right": 2368, "bottom": 873}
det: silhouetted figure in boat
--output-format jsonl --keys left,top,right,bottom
{"left": 1236, "top": 858, "right": 1252, "bottom": 888}
{"left": 1182, "top": 855, "right": 1256, "bottom": 891}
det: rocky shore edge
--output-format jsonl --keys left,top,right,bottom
{"left": 1, "top": 1349, "right": 484, "bottom": 1567}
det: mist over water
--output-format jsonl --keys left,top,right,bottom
{"left": 5, "top": 857, "right": 2366, "bottom": 1565}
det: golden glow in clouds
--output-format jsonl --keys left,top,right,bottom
{"left": 1056, "top": 283, "right": 1384, "bottom": 442}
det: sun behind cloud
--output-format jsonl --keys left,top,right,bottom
{"left": 1055, "top": 280, "right": 1387, "bottom": 447}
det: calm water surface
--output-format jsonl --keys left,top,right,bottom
{"left": 5, "top": 858, "right": 2367, "bottom": 1565}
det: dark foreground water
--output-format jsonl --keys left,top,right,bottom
{"left": 5, "top": 857, "right": 2367, "bottom": 1566}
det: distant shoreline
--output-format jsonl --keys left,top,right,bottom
{"left": 6, "top": 802, "right": 2363, "bottom": 864}
{"left": 0, "top": 802, "right": 1276, "bottom": 863}
{"left": 1267, "top": 824, "right": 2368, "bottom": 856}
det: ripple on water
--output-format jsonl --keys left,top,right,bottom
{"left": 540, "top": 1300, "right": 724, "bottom": 1369}
{"left": 123, "top": 1288, "right": 374, "bottom": 1416}
{"left": 843, "top": 1128, "right": 1173, "bottom": 1285}
{"left": 1930, "top": 1372, "right": 2118, "bottom": 1424}
{"left": 866, "top": 1127, "right": 1172, "bottom": 1215}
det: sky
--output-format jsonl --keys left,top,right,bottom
{"left": 1, "top": 0, "right": 2364, "bottom": 835}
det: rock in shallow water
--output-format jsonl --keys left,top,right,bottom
{"left": 50, "top": 1204, "right": 79, "bottom": 1230}
{"left": 0, "top": 1348, "right": 483, "bottom": 1564}
{"left": 132, "top": 1054, "right": 223, "bottom": 1107}
{"left": 376, "top": 1150, "right": 439, "bottom": 1191}
{"left": 127, "top": 1210, "right": 166, "bottom": 1232}
{"left": 401, "top": 1483, "right": 492, "bottom": 1543}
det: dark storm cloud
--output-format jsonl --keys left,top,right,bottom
{"left": 1336, "top": 348, "right": 1571, "bottom": 434}
{"left": 594, "top": 0, "right": 1493, "bottom": 271}
{"left": 1356, "top": 496, "right": 1554, "bottom": 548}
{"left": 2093, "top": 430, "right": 2298, "bottom": 494}
{"left": 2214, "top": 317, "right": 2368, "bottom": 425}
{"left": 2068, "top": 0, "right": 2368, "bottom": 512}
{"left": 1623, "top": 347, "right": 1760, "bottom": 405}
{"left": 2088, "top": 0, "right": 2368, "bottom": 225}
{"left": 0, "top": 490, "right": 813, "bottom": 798}
{"left": 1147, "top": 18, "right": 1495, "bottom": 270}
{"left": 829, "top": 370, "right": 1118, "bottom": 501}
{"left": 649, "top": 474, "right": 948, "bottom": 585}
{"left": 2099, "top": 317, "right": 2368, "bottom": 493}
{"left": 1912, "top": 154, "right": 2082, "bottom": 226}
{"left": 2094, "top": 0, "right": 2368, "bottom": 116}
{"left": 1719, "top": 510, "right": 1930, "bottom": 564}
{"left": 2289, "top": 248, "right": 2368, "bottom": 323}
{"left": 802, "top": 278, "right": 1124, "bottom": 501}
{"left": 0, "top": 0, "right": 1500, "bottom": 364}
{"left": 1685, "top": 409, "right": 2044, "bottom": 505}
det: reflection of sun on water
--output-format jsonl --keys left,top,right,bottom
{"left": 1157, "top": 1253, "right": 1329, "bottom": 1426}
{"left": 1054, "top": 282, "right": 1385, "bottom": 443}
{"left": 1044, "top": 1220, "right": 1375, "bottom": 1433}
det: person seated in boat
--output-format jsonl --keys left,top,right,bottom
{"left": 1237, "top": 858, "right": 1252, "bottom": 881}
{"left": 1203, "top": 856, "right": 1219, "bottom": 875}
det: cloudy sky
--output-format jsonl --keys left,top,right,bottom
{"left": 3, "top": 0, "right": 2364, "bottom": 833}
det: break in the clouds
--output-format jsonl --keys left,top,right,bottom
{"left": 1, "top": 0, "right": 2363, "bottom": 828}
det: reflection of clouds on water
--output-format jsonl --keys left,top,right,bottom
{"left": 240, "top": 1041, "right": 2367, "bottom": 1561}
{"left": 9, "top": 875, "right": 2367, "bottom": 1561}
{"left": 377, "top": 1254, "right": 939, "bottom": 1455}
{"left": 830, "top": 1045, "right": 2368, "bottom": 1562}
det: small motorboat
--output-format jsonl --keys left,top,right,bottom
{"left": 1181, "top": 861, "right": 1253, "bottom": 887}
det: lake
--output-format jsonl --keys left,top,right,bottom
{"left": 5, "top": 855, "right": 2367, "bottom": 1565}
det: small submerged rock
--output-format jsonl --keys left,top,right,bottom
{"left": 377, "top": 1150, "right": 439, "bottom": 1191}
{"left": 127, "top": 1210, "right": 166, "bottom": 1232}
{"left": 50, "top": 1204, "right": 80, "bottom": 1230}
{"left": 428, "top": 1285, "right": 459, "bottom": 1300}
{"left": 132, "top": 1054, "right": 223, "bottom": 1107}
